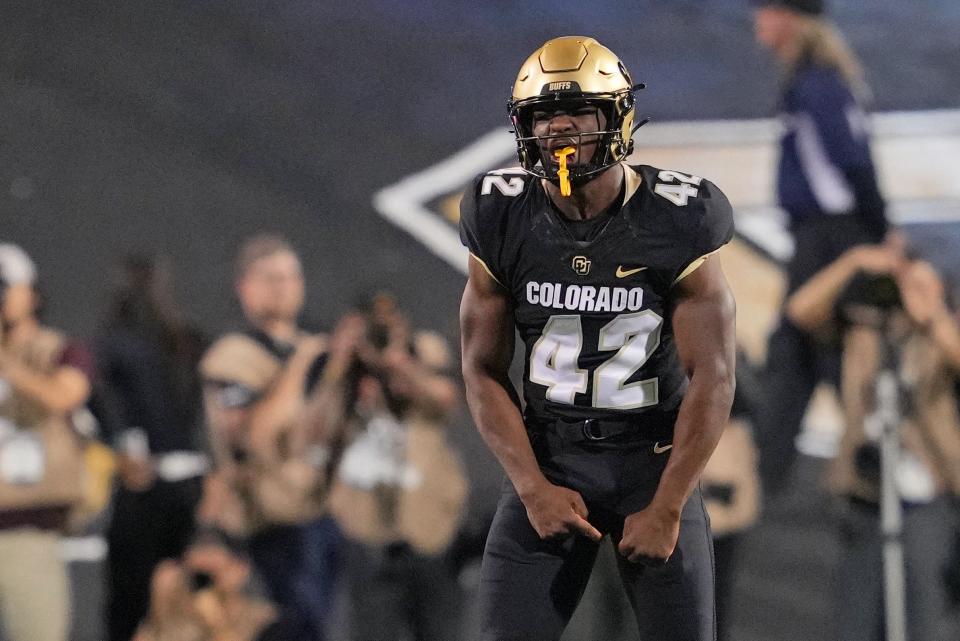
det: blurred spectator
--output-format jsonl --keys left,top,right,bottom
{"left": 133, "top": 531, "right": 300, "bottom": 641}
{"left": 702, "top": 351, "right": 763, "bottom": 641}
{"left": 325, "top": 293, "right": 468, "bottom": 641}
{"left": 752, "top": 0, "right": 890, "bottom": 493}
{"left": 0, "top": 243, "right": 92, "bottom": 641}
{"left": 787, "top": 241, "right": 960, "bottom": 641}
{"left": 199, "top": 234, "right": 343, "bottom": 641}
{"left": 95, "top": 255, "right": 209, "bottom": 641}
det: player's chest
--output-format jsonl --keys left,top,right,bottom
{"left": 508, "top": 218, "right": 671, "bottom": 325}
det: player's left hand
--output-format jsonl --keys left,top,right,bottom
{"left": 618, "top": 503, "right": 681, "bottom": 565}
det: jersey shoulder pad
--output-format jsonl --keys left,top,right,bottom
{"left": 459, "top": 168, "right": 533, "bottom": 283}
{"left": 634, "top": 164, "right": 735, "bottom": 272}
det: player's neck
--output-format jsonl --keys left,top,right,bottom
{"left": 542, "top": 164, "right": 624, "bottom": 221}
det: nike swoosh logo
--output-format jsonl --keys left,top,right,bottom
{"left": 653, "top": 442, "right": 673, "bottom": 454}
{"left": 616, "top": 265, "right": 647, "bottom": 278}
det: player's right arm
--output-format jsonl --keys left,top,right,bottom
{"left": 460, "top": 255, "right": 600, "bottom": 541}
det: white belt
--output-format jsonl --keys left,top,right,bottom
{"left": 155, "top": 452, "right": 208, "bottom": 483}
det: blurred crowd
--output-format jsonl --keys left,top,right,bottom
{"left": 0, "top": 235, "right": 469, "bottom": 641}
{"left": 4, "top": 226, "right": 959, "bottom": 641}
{"left": 2, "top": 219, "right": 959, "bottom": 640}
{"left": 0, "top": 2, "right": 959, "bottom": 641}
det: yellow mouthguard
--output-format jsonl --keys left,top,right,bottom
{"left": 554, "top": 147, "right": 576, "bottom": 197}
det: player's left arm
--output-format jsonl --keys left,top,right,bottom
{"left": 619, "top": 254, "right": 735, "bottom": 563}
{"left": 659, "top": 255, "right": 736, "bottom": 515}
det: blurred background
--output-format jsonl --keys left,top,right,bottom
{"left": 1, "top": 1, "right": 959, "bottom": 640}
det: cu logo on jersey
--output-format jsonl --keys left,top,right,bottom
{"left": 571, "top": 255, "right": 591, "bottom": 276}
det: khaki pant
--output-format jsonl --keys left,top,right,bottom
{"left": 0, "top": 529, "right": 70, "bottom": 641}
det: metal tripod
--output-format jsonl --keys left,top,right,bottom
{"left": 868, "top": 331, "right": 908, "bottom": 641}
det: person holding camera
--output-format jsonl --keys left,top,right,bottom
{"left": 199, "top": 234, "right": 343, "bottom": 641}
{"left": 133, "top": 532, "right": 300, "bottom": 641}
{"left": 321, "top": 293, "right": 467, "bottom": 641}
{"left": 786, "top": 238, "right": 960, "bottom": 641}
{"left": 0, "top": 243, "right": 93, "bottom": 641}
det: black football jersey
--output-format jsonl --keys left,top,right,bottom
{"left": 460, "top": 164, "right": 734, "bottom": 435}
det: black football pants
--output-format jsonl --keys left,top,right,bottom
{"left": 477, "top": 427, "right": 715, "bottom": 641}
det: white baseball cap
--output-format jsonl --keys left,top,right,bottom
{"left": 0, "top": 244, "right": 37, "bottom": 286}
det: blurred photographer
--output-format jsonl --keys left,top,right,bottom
{"left": 324, "top": 293, "right": 468, "bottom": 641}
{"left": 199, "top": 234, "right": 343, "bottom": 640}
{"left": 787, "top": 238, "right": 960, "bottom": 641}
{"left": 133, "top": 531, "right": 299, "bottom": 641}
{"left": 0, "top": 243, "right": 93, "bottom": 641}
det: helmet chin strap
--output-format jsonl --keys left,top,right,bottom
{"left": 553, "top": 147, "right": 577, "bottom": 197}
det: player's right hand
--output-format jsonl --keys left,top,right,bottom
{"left": 521, "top": 482, "right": 602, "bottom": 541}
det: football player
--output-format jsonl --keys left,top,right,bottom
{"left": 459, "top": 37, "right": 736, "bottom": 640}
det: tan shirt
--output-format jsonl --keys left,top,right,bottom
{"left": 831, "top": 322, "right": 960, "bottom": 501}
{"left": 199, "top": 332, "right": 326, "bottom": 536}
{"left": 0, "top": 327, "right": 85, "bottom": 515}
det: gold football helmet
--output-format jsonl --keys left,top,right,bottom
{"left": 508, "top": 36, "right": 644, "bottom": 184}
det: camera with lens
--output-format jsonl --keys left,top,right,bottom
{"left": 366, "top": 317, "right": 390, "bottom": 352}
{"left": 189, "top": 571, "right": 214, "bottom": 592}
{"left": 848, "top": 273, "right": 901, "bottom": 310}
{"left": 838, "top": 272, "right": 903, "bottom": 329}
